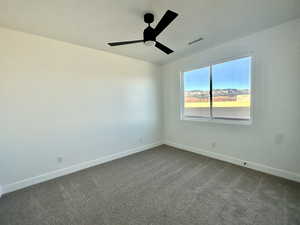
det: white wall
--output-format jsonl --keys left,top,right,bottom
{"left": 0, "top": 27, "right": 162, "bottom": 192}
{"left": 162, "top": 18, "right": 300, "bottom": 180}
{"left": 1, "top": 18, "right": 300, "bottom": 194}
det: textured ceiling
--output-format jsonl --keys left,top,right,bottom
{"left": 0, "top": 0, "right": 300, "bottom": 64}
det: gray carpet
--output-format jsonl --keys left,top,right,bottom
{"left": 0, "top": 145, "right": 299, "bottom": 225}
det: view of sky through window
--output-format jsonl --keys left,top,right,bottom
{"left": 184, "top": 57, "right": 250, "bottom": 90}
{"left": 183, "top": 57, "right": 251, "bottom": 120}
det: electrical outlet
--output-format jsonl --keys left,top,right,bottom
{"left": 139, "top": 137, "right": 143, "bottom": 144}
{"left": 274, "top": 133, "right": 284, "bottom": 145}
{"left": 211, "top": 142, "right": 216, "bottom": 148}
{"left": 57, "top": 157, "right": 63, "bottom": 163}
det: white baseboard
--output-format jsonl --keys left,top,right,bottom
{"left": 164, "top": 140, "right": 300, "bottom": 183}
{"left": 2, "top": 141, "right": 162, "bottom": 195}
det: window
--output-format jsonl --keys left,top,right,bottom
{"left": 182, "top": 56, "right": 252, "bottom": 123}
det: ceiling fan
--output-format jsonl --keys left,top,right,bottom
{"left": 107, "top": 10, "right": 178, "bottom": 55}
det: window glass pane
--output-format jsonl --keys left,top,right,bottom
{"left": 212, "top": 57, "right": 251, "bottom": 120}
{"left": 183, "top": 67, "right": 210, "bottom": 118}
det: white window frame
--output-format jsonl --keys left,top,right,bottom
{"left": 180, "top": 55, "right": 254, "bottom": 125}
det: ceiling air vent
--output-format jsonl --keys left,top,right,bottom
{"left": 188, "top": 37, "right": 203, "bottom": 45}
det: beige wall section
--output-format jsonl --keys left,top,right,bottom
{"left": 162, "top": 18, "right": 300, "bottom": 178}
{"left": 0, "top": 27, "right": 162, "bottom": 189}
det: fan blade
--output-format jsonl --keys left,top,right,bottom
{"left": 155, "top": 42, "right": 173, "bottom": 54}
{"left": 154, "top": 10, "right": 178, "bottom": 37}
{"left": 108, "top": 40, "right": 143, "bottom": 46}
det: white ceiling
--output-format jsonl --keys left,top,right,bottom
{"left": 0, "top": 0, "right": 300, "bottom": 64}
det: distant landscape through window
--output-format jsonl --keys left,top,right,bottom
{"left": 183, "top": 57, "right": 251, "bottom": 121}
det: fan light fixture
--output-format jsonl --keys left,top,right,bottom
{"left": 144, "top": 40, "right": 156, "bottom": 47}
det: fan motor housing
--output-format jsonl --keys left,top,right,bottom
{"left": 143, "top": 26, "right": 156, "bottom": 42}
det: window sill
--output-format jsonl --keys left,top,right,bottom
{"left": 181, "top": 116, "right": 252, "bottom": 126}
